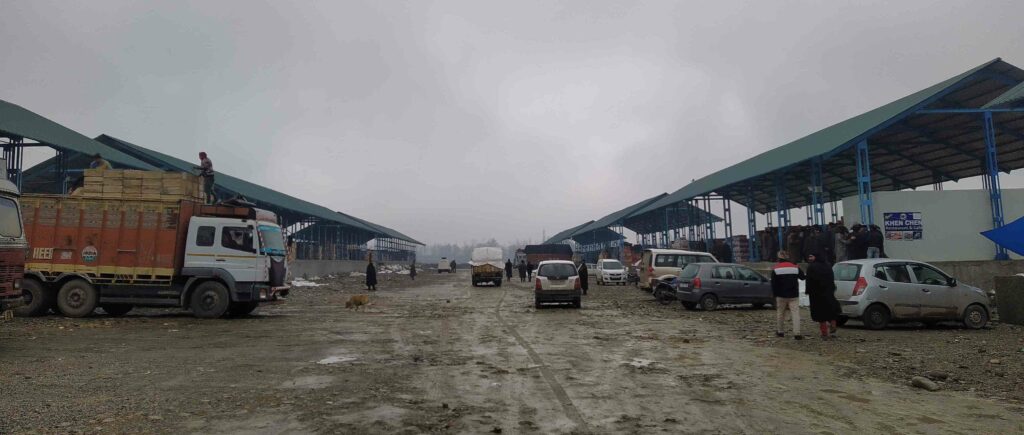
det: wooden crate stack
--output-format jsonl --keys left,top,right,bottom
{"left": 80, "top": 169, "right": 205, "bottom": 201}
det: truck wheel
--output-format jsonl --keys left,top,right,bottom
{"left": 496, "top": 279, "right": 502, "bottom": 287}
{"left": 57, "top": 279, "right": 98, "bottom": 318}
{"left": 228, "top": 301, "right": 259, "bottom": 317}
{"left": 191, "top": 281, "right": 230, "bottom": 319}
{"left": 100, "top": 304, "right": 133, "bottom": 317}
{"left": 14, "top": 279, "right": 53, "bottom": 317}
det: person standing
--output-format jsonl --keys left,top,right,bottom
{"left": 90, "top": 153, "right": 113, "bottom": 171}
{"left": 527, "top": 262, "right": 534, "bottom": 280}
{"left": 848, "top": 225, "right": 867, "bottom": 260}
{"left": 518, "top": 260, "right": 527, "bottom": 283}
{"left": 867, "top": 225, "right": 884, "bottom": 259}
{"left": 786, "top": 228, "right": 802, "bottom": 265}
{"left": 505, "top": 259, "right": 513, "bottom": 281}
{"left": 771, "top": 251, "right": 805, "bottom": 340}
{"left": 195, "top": 152, "right": 217, "bottom": 204}
{"left": 409, "top": 262, "right": 417, "bottom": 281}
{"left": 833, "top": 226, "right": 850, "bottom": 262}
{"left": 365, "top": 261, "right": 378, "bottom": 291}
{"left": 577, "top": 262, "right": 589, "bottom": 295}
{"left": 805, "top": 253, "right": 841, "bottom": 340}
{"left": 450, "top": 259, "right": 457, "bottom": 273}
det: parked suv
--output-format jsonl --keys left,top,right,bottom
{"left": 833, "top": 259, "right": 991, "bottom": 330}
{"left": 639, "top": 249, "right": 718, "bottom": 291}
{"left": 657, "top": 263, "right": 772, "bottom": 310}
{"left": 596, "top": 259, "right": 627, "bottom": 285}
{"left": 534, "top": 260, "right": 582, "bottom": 309}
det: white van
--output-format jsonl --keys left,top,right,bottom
{"left": 438, "top": 257, "right": 452, "bottom": 273}
{"left": 596, "top": 259, "right": 627, "bottom": 285}
{"left": 639, "top": 249, "right": 718, "bottom": 290}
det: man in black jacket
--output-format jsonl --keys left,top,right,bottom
{"left": 771, "top": 251, "right": 805, "bottom": 340}
{"left": 867, "top": 225, "right": 885, "bottom": 258}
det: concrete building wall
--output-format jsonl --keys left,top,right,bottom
{"left": 841, "top": 189, "right": 1024, "bottom": 262}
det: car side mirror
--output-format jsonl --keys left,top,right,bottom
{"left": 947, "top": 278, "right": 957, "bottom": 287}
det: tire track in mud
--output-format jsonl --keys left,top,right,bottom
{"left": 493, "top": 289, "right": 589, "bottom": 431}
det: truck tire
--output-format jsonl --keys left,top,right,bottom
{"left": 14, "top": 279, "right": 53, "bottom": 317}
{"left": 228, "top": 301, "right": 259, "bottom": 317}
{"left": 100, "top": 304, "right": 133, "bottom": 317}
{"left": 496, "top": 279, "right": 502, "bottom": 287}
{"left": 191, "top": 281, "right": 230, "bottom": 319}
{"left": 57, "top": 279, "right": 98, "bottom": 318}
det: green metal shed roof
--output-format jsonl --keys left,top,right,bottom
{"left": 0, "top": 99, "right": 158, "bottom": 170}
{"left": 544, "top": 221, "right": 594, "bottom": 244}
{"left": 634, "top": 58, "right": 1008, "bottom": 215}
{"left": 94, "top": 134, "right": 421, "bottom": 245}
{"left": 572, "top": 193, "right": 668, "bottom": 236}
{"left": 983, "top": 80, "right": 1024, "bottom": 109}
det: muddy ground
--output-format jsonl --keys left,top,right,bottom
{"left": 2, "top": 271, "right": 1023, "bottom": 434}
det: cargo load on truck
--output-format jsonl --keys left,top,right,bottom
{"left": 524, "top": 244, "right": 573, "bottom": 268}
{"left": 19, "top": 174, "right": 289, "bottom": 319}
{"left": 470, "top": 247, "right": 504, "bottom": 287}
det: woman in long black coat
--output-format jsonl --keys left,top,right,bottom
{"left": 366, "top": 261, "right": 378, "bottom": 291}
{"left": 805, "top": 253, "right": 840, "bottom": 339}
{"left": 577, "top": 262, "right": 589, "bottom": 295}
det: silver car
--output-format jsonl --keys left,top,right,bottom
{"left": 833, "top": 259, "right": 992, "bottom": 330}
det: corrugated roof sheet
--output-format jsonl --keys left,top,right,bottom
{"left": 573, "top": 193, "right": 668, "bottom": 236}
{"left": 94, "top": 134, "right": 422, "bottom": 245}
{"left": 983, "top": 80, "right": 1024, "bottom": 109}
{"left": 0, "top": 99, "right": 158, "bottom": 170}
{"left": 544, "top": 221, "right": 594, "bottom": 244}
{"left": 634, "top": 58, "right": 1006, "bottom": 215}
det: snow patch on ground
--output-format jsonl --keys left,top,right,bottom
{"left": 292, "top": 278, "right": 322, "bottom": 287}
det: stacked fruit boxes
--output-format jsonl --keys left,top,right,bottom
{"left": 80, "top": 169, "right": 205, "bottom": 201}
{"left": 730, "top": 235, "right": 750, "bottom": 263}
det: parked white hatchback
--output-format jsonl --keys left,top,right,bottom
{"left": 534, "top": 260, "right": 583, "bottom": 309}
{"left": 596, "top": 259, "right": 628, "bottom": 285}
{"left": 833, "top": 259, "right": 992, "bottom": 330}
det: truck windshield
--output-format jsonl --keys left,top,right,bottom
{"left": 258, "top": 225, "right": 286, "bottom": 256}
{"left": 0, "top": 197, "right": 23, "bottom": 238}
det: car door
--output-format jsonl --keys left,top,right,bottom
{"left": 908, "top": 262, "right": 957, "bottom": 319}
{"left": 874, "top": 263, "right": 920, "bottom": 319}
{"left": 735, "top": 266, "right": 771, "bottom": 302}
{"left": 217, "top": 223, "right": 260, "bottom": 282}
{"left": 708, "top": 265, "right": 740, "bottom": 303}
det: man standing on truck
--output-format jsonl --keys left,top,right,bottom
{"left": 90, "top": 153, "right": 113, "bottom": 170}
{"left": 195, "top": 152, "right": 217, "bottom": 204}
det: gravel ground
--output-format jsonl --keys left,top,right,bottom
{"left": 2, "top": 272, "right": 1023, "bottom": 434}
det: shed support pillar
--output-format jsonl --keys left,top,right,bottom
{"left": 855, "top": 139, "right": 874, "bottom": 226}
{"left": 746, "top": 188, "right": 759, "bottom": 262}
{"left": 810, "top": 158, "right": 825, "bottom": 226}
{"left": 983, "top": 111, "right": 1009, "bottom": 260}
{"left": 774, "top": 174, "right": 789, "bottom": 251}
{"left": 722, "top": 196, "right": 733, "bottom": 260}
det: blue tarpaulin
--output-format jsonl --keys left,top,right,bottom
{"left": 981, "top": 216, "right": 1024, "bottom": 256}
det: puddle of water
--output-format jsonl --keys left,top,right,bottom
{"left": 318, "top": 355, "right": 358, "bottom": 365}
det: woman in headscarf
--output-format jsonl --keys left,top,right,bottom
{"left": 805, "top": 252, "right": 840, "bottom": 340}
{"left": 366, "top": 261, "right": 378, "bottom": 291}
{"left": 505, "top": 259, "right": 514, "bottom": 281}
{"left": 409, "top": 261, "right": 417, "bottom": 281}
{"left": 577, "top": 262, "right": 589, "bottom": 295}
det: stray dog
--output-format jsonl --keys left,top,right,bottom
{"left": 345, "top": 294, "right": 370, "bottom": 311}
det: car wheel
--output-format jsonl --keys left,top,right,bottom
{"left": 699, "top": 294, "right": 718, "bottom": 311}
{"left": 57, "top": 279, "right": 98, "bottom": 318}
{"left": 190, "top": 281, "right": 230, "bottom": 319}
{"left": 100, "top": 304, "right": 133, "bottom": 317}
{"left": 962, "top": 304, "right": 988, "bottom": 329}
{"left": 655, "top": 286, "right": 673, "bottom": 305}
{"left": 836, "top": 316, "right": 849, "bottom": 327}
{"left": 681, "top": 302, "right": 697, "bottom": 310}
{"left": 573, "top": 298, "right": 581, "bottom": 309}
{"left": 14, "top": 279, "right": 53, "bottom": 317}
{"left": 862, "top": 304, "right": 890, "bottom": 330}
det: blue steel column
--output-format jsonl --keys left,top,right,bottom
{"left": 617, "top": 222, "right": 625, "bottom": 262}
{"left": 774, "top": 174, "right": 789, "bottom": 250}
{"left": 663, "top": 208, "right": 670, "bottom": 248}
{"left": 855, "top": 139, "right": 874, "bottom": 226}
{"left": 703, "top": 195, "right": 716, "bottom": 253}
{"left": 687, "top": 200, "right": 696, "bottom": 248}
{"left": 722, "top": 195, "right": 733, "bottom": 260}
{"left": 983, "top": 111, "right": 1009, "bottom": 260}
{"left": 746, "top": 187, "right": 759, "bottom": 262}
{"left": 810, "top": 158, "right": 825, "bottom": 226}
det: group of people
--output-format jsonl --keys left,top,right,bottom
{"left": 770, "top": 250, "right": 842, "bottom": 341}
{"left": 757, "top": 222, "right": 886, "bottom": 263}
{"left": 504, "top": 259, "right": 534, "bottom": 282}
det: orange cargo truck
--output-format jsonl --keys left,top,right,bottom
{"left": 18, "top": 195, "right": 289, "bottom": 318}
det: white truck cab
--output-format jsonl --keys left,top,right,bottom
{"left": 438, "top": 257, "right": 452, "bottom": 273}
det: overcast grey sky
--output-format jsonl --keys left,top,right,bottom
{"left": 2, "top": 0, "right": 1024, "bottom": 244}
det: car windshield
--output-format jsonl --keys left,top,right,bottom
{"left": 601, "top": 261, "right": 623, "bottom": 269}
{"left": 258, "top": 225, "right": 286, "bottom": 256}
{"left": 680, "top": 264, "right": 701, "bottom": 279}
{"left": 538, "top": 263, "right": 577, "bottom": 278}
{"left": 0, "top": 197, "right": 23, "bottom": 238}
{"left": 833, "top": 263, "right": 861, "bottom": 281}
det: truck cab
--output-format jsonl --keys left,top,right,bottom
{"left": 0, "top": 164, "right": 27, "bottom": 317}
{"left": 438, "top": 257, "right": 452, "bottom": 273}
